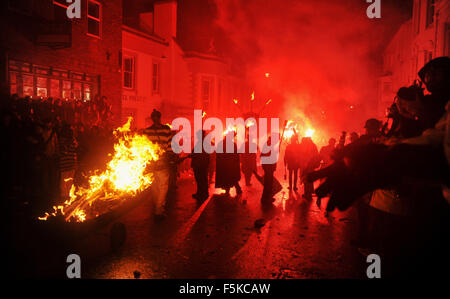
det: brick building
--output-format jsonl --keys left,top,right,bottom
{"left": 1, "top": 0, "right": 123, "bottom": 124}
{"left": 378, "top": 0, "right": 450, "bottom": 116}
{"left": 1, "top": 0, "right": 247, "bottom": 128}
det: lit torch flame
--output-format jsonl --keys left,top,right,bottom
{"left": 38, "top": 117, "right": 162, "bottom": 222}
{"left": 233, "top": 98, "right": 239, "bottom": 105}
{"left": 305, "top": 128, "right": 315, "bottom": 138}
{"left": 251, "top": 91, "right": 255, "bottom": 101}
{"left": 283, "top": 120, "right": 298, "bottom": 142}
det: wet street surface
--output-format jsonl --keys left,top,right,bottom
{"left": 68, "top": 169, "right": 366, "bottom": 279}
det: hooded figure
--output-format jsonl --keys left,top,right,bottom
{"left": 215, "top": 132, "right": 242, "bottom": 195}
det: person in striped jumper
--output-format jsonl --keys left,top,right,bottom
{"left": 143, "top": 109, "right": 172, "bottom": 219}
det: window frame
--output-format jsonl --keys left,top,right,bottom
{"left": 201, "top": 75, "right": 214, "bottom": 110}
{"left": 87, "top": 0, "right": 102, "bottom": 39}
{"left": 123, "top": 55, "right": 136, "bottom": 90}
{"left": 152, "top": 61, "right": 161, "bottom": 94}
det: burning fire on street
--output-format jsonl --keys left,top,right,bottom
{"left": 38, "top": 117, "right": 162, "bottom": 223}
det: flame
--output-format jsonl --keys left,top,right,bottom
{"left": 39, "top": 117, "right": 162, "bottom": 222}
{"left": 265, "top": 99, "right": 272, "bottom": 105}
{"left": 223, "top": 124, "right": 238, "bottom": 136}
{"left": 202, "top": 111, "right": 207, "bottom": 118}
{"left": 251, "top": 91, "right": 255, "bottom": 101}
{"left": 233, "top": 98, "right": 239, "bottom": 105}
{"left": 245, "top": 119, "right": 256, "bottom": 128}
{"left": 283, "top": 120, "right": 298, "bottom": 142}
{"left": 305, "top": 128, "right": 315, "bottom": 138}
{"left": 265, "top": 73, "right": 270, "bottom": 78}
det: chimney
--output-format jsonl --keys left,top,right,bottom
{"left": 154, "top": 0, "right": 177, "bottom": 41}
{"left": 139, "top": 12, "right": 154, "bottom": 34}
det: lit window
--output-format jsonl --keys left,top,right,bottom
{"left": 123, "top": 56, "right": 135, "bottom": 89}
{"left": 9, "top": 72, "right": 18, "bottom": 95}
{"left": 84, "top": 84, "right": 92, "bottom": 101}
{"left": 152, "top": 62, "right": 160, "bottom": 94}
{"left": 63, "top": 80, "right": 72, "bottom": 99}
{"left": 73, "top": 82, "right": 82, "bottom": 100}
{"left": 23, "top": 75, "right": 34, "bottom": 97}
{"left": 37, "top": 77, "right": 48, "bottom": 98}
{"left": 87, "top": 0, "right": 101, "bottom": 38}
{"left": 50, "top": 79, "right": 61, "bottom": 98}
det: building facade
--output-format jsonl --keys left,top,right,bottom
{"left": 378, "top": 0, "right": 450, "bottom": 116}
{"left": 120, "top": 0, "right": 247, "bottom": 128}
{"left": 1, "top": 0, "right": 247, "bottom": 128}
{"left": 1, "top": 0, "right": 123, "bottom": 124}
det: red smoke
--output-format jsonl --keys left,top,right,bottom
{"left": 212, "top": 0, "right": 411, "bottom": 139}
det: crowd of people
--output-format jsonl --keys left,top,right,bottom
{"left": 1, "top": 94, "right": 115, "bottom": 215}
{"left": 307, "top": 57, "right": 450, "bottom": 277}
{"left": 148, "top": 57, "right": 449, "bottom": 278}
{"left": 2, "top": 56, "right": 448, "bottom": 278}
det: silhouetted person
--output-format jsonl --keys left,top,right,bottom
{"left": 261, "top": 137, "right": 277, "bottom": 204}
{"left": 319, "top": 137, "right": 336, "bottom": 168}
{"left": 359, "top": 118, "right": 383, "bottom": 145}
{"left": 240, "top": 135, "right": 257, "bottom": 186}
{"left": 215, "top": 132, "right": 242, "bottom": 196}
{"left": 284, "top": 135, "right": 300, "bottom": 190}
{"left": 299, "top": 137, "right": 319, "bottom": 200}
{"left": 350, "top": 132, "right": 359, "bottom": 143}
{"left": 191, "top": 130, "right": 210, "bottom": 201}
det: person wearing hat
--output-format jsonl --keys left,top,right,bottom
{"left": 357, "top": 118, "right": 383, "bottom": 145}
{"left": 143, "top": 109, "right": 172, "bottom": 219}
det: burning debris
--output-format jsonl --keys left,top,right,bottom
{"left": 38, "top": 117, "right": 162, "bottom": 223}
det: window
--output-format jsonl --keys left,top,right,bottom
{"left": 73, "top": 82, "right": 82, "bottom": 100}
{"left": 415, "top": 0, "right": 421, "bottom": 34}
{"left": 87, "top": 0, "right": 101, "bottom": 38}
{"left": 123, "top": 56, "right": 135, "bottom": 89}
{"left": 8, "top": 60, "right": 97, "bottom": 100}
{"left": 22, "top": 75, "right": 34, "bottom": 97}
{"left": 201, "top": 76, "right": 214, "bottom": 109}
{"left": 84, "top": 84, "right": 92, "bottom": 101}
{"left": 50, "top": 79, "right": 61, "bottom": 98}
{"left": 37, "top": 77, "right": 48, "bottom": 98}
{"left": 426, "top": 0, "right": 435, "bottom": 28}
{"left": 152, "top": 62, "right": 160, "bottom": 94}
{"left": 8, "top": 0, "right": 33, "bottom": 16}
{"left": 63, "top": 80, "right": 72, "bottom": 99}
{"left": 9, "top": 72, "right": 18, "bottom": 95}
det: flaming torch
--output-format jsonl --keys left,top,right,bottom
{"left": 305, "top": 128, "right": 315, "bottom": 138}
{"left": 38, "top": 117, "right": 162, "bottom": 223}
{"left": 283, "top": 120, "right": 298, "bottom": 143}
